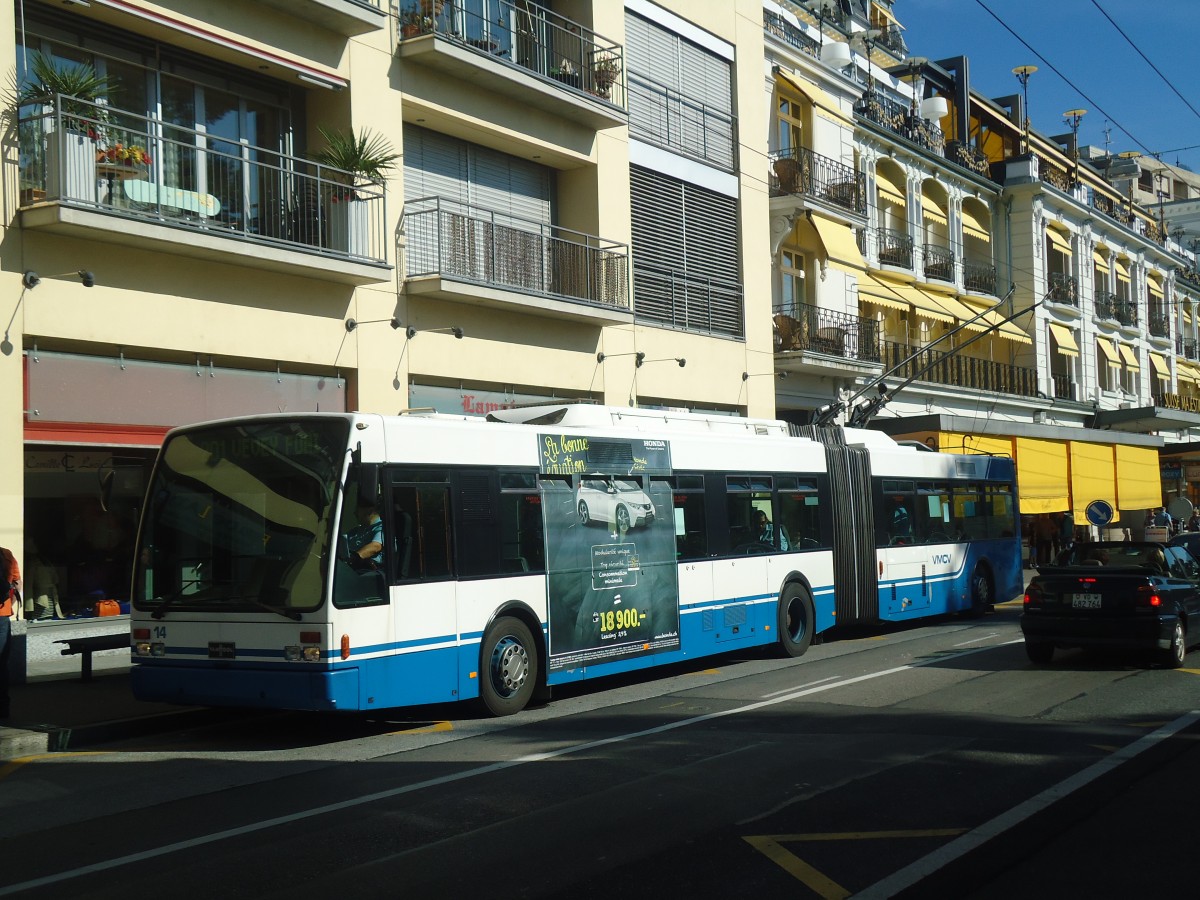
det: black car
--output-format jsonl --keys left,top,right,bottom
{"left": 1168, "top": 531, "right": 1200, "bottom": 562}
{"left": 1020, "top": 541, "right": 1200, "bottom": 667}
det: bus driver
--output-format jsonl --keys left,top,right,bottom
{"left": 348, "top": 499, "right": 384, "bottom": 568}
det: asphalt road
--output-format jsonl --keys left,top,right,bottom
{"left": 2, "top": 602, "right": 1198, "bottom": 899}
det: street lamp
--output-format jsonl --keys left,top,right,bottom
{"left": 1012, "top": 64, "right": 1038, "bottom": 154}
{"left": 1063, "top": 108, "right": 1086, "bottom": 186}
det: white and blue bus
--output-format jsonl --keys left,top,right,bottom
{"left": 129, "top": 403, "right": 1022, "bottom": 715}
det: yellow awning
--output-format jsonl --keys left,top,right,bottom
{"left": 1150, "top": 352, "right": 1170, "bottom": 377}
{"left": 1114, "top": 257, "right": 1130, "bottom": 280}
{"left": 961, "top": 298, "right": 1032, "bottom": 344}
{"left": 922, "top": 205, "right": 948, "bottom": 227}
{"left": 1046, "top": 227, "right": 1073, "bottom": 255}
{"left": 1147, "top": 271, "right": 1163, "bottom": 290}
{"left": 776, "top": 70, "right": 854, "bottom": 126}
{"left": 875, "top": 168, "right": 906, "bottom": 206}
{"left": 1016, "top": 437, "right": 1070, "bottom": 513}
{"left": 1070, "top": 441, "right": 1116, "bottom": 523}
{"left": 858, "top": 275, "right": 909, "bottom": 311}
{"left": 809, "top": 212, "right": 865, "bottom": 272}
{"left": 960, "top": 205, "right": 990, "bottom": 241}
{"left": 1178, "top": 362, "right": 1198, "bottom": 384}
{"left": 916, "top": 286, "right": 979, "bottom": 329}
{"left": 1093, "top": 248, "right": 1110, "bottom": 271}
{"left": 1049, "top": 322, "right": 1079, "bottom": 356}
{"left": 871, "top": 2, "right": 901, "bottom": 28}
{"left": 1114, "top": 445, "right": 1161, "bottom": 511}
{"left": 886, "top": 281, "right": 954, "bottom": 323}
{"left": 1118, "top": 343, "right": 1140, "bottom": 371}
{"left": 1096, "top": 337, "right": 1119, "bottom": 366}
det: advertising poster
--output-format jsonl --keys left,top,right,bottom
{"left": 539, "top": 433, "right": 681, "bottom": 671}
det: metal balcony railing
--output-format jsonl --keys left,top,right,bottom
{"left": 1149, "top": 309, "right": 1171, "bottom": 338}
{"left": 18, "top": 95, "right": 387, "bottom": 263}
{"left": 1092, "top": 193, "right": 1133, "bottom": 228}
{"left": 1051, "top": 373, "right": 1074, "bottom": 401}
{"left": 877, "top": 227, "right": 913, "bottom": 269}
{"left": 854, "top": 92, "right": 945, "bottom": 154}
{"left": 1095, "top": 289, "right": 1119, "bottom": 320}
{"left": 633, "top": 263, "right": 744, "bottom": 338}
{"left": 773, "top": 301, "right": 880, "bottom": 362}
{"left": 945, "top": 140, "right": 991, "bottom": 178}
{"left": 1115, "top": 299, "right": 1138, "bottom": 327}
{"left": 769, "top": 147, "right": 866, "bottom": 215}
{"left": 1032, "top": 152, "right": 1071, "bottom": 192}
{"left": 763, "top": 9, "right": 821, "bottom": 59}
{"left": 962, "top": 259, "right": 997, "bottom": 294}
{"left": 1177, "top": 267, "right": 1200, "bottom": 292}
{"left": 398, "top": 0, "right": 625, "bottom": 109}
{"left": 628, "top": 72, "right": 736, "bottom": 171}
{"left": 881, "top": 341, "right": 1039, "bottom": 397}
{"left": 1047, "top": 272, "right": 1078, "bottom": 306}
{"left": 923, "top": 244, "right": 954, "bottom": 283}
{"left": 403, "top": 195, "right": 629, "bottom": 311}
{"left": 1178, "top": 338, "right": 1199, "bottom": 360}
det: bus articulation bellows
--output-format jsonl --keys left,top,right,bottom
{"left": 129, "top": 403, "right": 1022, "bottom": 715}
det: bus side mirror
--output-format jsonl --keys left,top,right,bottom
{"left": 357, "top": 463, "right": 380, "bottom": 504}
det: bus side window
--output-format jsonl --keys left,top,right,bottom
{"left": 671, "top": 484, "right": 707, "bottom": 559}
{"left": 391, "top": 481, "right": 453, "bottom": 580}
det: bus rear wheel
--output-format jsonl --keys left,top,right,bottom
{"left": 777, "top": 584, "right": 814, "bottom": 658}
{"left": 480, "top": 616, "right": 538, "bottom": 716}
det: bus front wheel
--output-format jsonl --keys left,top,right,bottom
{"left": 777, "top": 584, "right": 815, "bottom": 658}
{"left": 480, "top": 616, "right": 538, "bottom": 716}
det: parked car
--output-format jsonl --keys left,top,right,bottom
{"left": 577, "top": 476, "right": 655, "bottom": 532}
{"left": 1020, "top": 541, "right": 1200, "bottom": 668}
{"left": 1168, "top": 531, "right": 1200, "bottom": 563}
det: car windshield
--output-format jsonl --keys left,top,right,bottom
{"left": 612, "top": 479, "right": 642, "bottom": 492}
{"left": 134, "top": 418, "right": 348, "bottom": 615}
{"left": 1059, "top": 542, "right": 1165, "bottom": 568}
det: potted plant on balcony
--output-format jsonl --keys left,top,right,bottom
{"left": 17, "top": 53, "right": 110, "bottom": 203}
{"left": 591, "top": 52, "right": 621, "bottom": 99}
{"left": 313, "top": 125, "right": 399, "bottom": 257}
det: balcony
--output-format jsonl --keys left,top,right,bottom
{"left": 962, "top": 259, "right": 997, "bottom": 295}
{"left": 403, "top": 195, "right": 631, "bottom": 325}
{"left": 257, "top": 0, "right": 386, "bottom": 35}
{"left": 877, "top": 228, "right": 913, "bottom": 269}
{"left": 1032, "top": 153, "right": 1071, "bottom": 192}
{"left": 1094, "top": 289, "right": 1119, "bottom": 321}
{"left": 854, "top": 92, "right": 945, "bottom": 155}
{"left": 397, "top": 0, "right": 626, "bottom": 130}
{"left": 923, "top": 244, "right": 955, "bottom": 283}
{"left": 1115, "top": 299, "right": 1138, "bottom": 328}
{"left": 633, "top": 264, "right": 744, "bottom": 338}
{"left": 1149, "top": 309, "right": 1171, "bottom": 338}
{"left": 774, "top": 302, "right": 880, "bottom": 363}
{"left": 1047, "top": 273, "right": 1078, "bottom": 307}
{"left": 1177, "top": 338, "right": 1199, "bottom": 361}
{"left": 1176, "top": 266, "right": 1200, "bottom": 292}
{"left": 770, "top": 148, "right": 866, "bottom": 216}
{"left": 945, "top": 141, "right": 991, "bottom": 178}
{"left": 18, "top": 98, "right": 388, "bottom": 284}
{"left": 1092, "top": 193, "right": 1133, "bottom": 228}
{"left": 763, "top": 9, "right": 820, "bottom": 59}
{"left": 628, "top": 72, "right": 736, "bottom": 172}
{"left": 881, "top": 341, "right": 1038, "bottom": 398}
{"left": 1052, "top": 372, "right": 1074, "bottom": 401}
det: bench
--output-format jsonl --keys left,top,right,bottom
{"left": 55, "top": 634, "right": 130, "bottom": 682}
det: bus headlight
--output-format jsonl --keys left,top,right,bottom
{"left": 284, "top": 644, "right": 322, "bottom": 662}
{"left": 135, "top": 641, "right": 151, "bottom": 657}
{"left": 284, "top": 645, "right": 300, "bottom": 661}
{"left": 302, "top": 645, "right": 321, "bottom": 662}
{"left": 135, "top": 641, "right": 166, "bottom": 657}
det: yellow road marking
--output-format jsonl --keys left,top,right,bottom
{"left": 0, "top": 751, "right": 107, "bottom": 781}
{"left": 687, "top": 668, "right": 721, "bottom": 675}
{"left": 1179, "top": 668, "right": 1200, "bottom": 675}
{"left": 743, "top": 828, "right": 967, "bottom": 899}
{"left": 386, "top": 721, "right": 452, "bottom": 736}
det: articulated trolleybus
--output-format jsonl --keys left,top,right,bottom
{"left": 129, "top": 403, "right": 1022, "bottom": 715}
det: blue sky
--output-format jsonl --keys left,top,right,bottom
{"left": 894, "top": 0, "right": 1200, "bottom": 173}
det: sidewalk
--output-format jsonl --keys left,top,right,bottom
{"left": 1, "top": 616, "right": 204, "bottom": 760}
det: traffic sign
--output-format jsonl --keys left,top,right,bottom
{"left": 1085, "top": 500, "right": 1114, "bottom": 527}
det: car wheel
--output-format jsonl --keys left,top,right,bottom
{"left": 1025, "top": 640, "right": 1054, "bottom": 664}
{"left": 577, "top": 500, "right": 590, "bottom": 526}
{"left": 615, "top": 504, "right": 630, "bottom": 533}
{"left": 1162, "top": 619, "right": 1187, "bottom": 669}
{"left": 776, "top": 583, "right": 815, "bottom": 658}
{"left": 479, "top": 616, "right": 538, "bottom": 716}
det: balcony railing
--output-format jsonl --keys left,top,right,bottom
{"left": 1094, "top": 289, "right": 1119, "bottom": 321}
{"left": 403, "top": 195, "right": 629, "bottom": 311}
{"left": 962, "top": 259, "right": 997, "bottom": 294}
{"left": 1177, "top": 267, "right": 1200, "bottom": 292}
{"left": 1115, "top": 299, "right": 1138, "bottom": 327}
{"left": 881, "top": 341, "right": 1038, "bottom": 397}
{"left": 18, "top": 96, "right": 387, "bottom": 264}
{"left": 1047, "top": 272, "right": 1078, "bottom": 306}
{"left": 1092, "top": 193, "right": 1133, "bottom": 228}
{"left": 1149, "top": 309, "right": 1171, "bottom": 338}
{"left": 854, "top": 92, "right": 945, "bottom": 154}
{"left": 945, "top": 141, "right": 991, "bottom": 178}
{"left": 1177, "top": 338, "right": 1199, "bottom": 361}
{"left": 923, "top": 244, "right": 954, "bottom": 283}
{"left": 398, "top": 0, "right": 625, "bottom": 108}
{"left": 770, "top": 147, "right": 866, "bottom": 215}
{"left": 877, "top": 227, "right": 913, "bottom": 269}
{"left": 633, "top": 263, "right": 744, "bottom": 338}
{"left": 1033, "top": 152, "right": 1071, "bottom": 192}
{"left": 1052, "top": 372, "right": 1074, "bottom": 401}
{"left": 628, "top": 72, "right": 736, "bottom": 171}
{"left": 763, "top": 9, "right": 820, "bottom": 59}
{"left": 774, "top": 301, "right": 880, "bottom": 362}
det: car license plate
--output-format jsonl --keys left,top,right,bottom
{"left": 1072, "top": 593, "right": 1102, "bottom": 609}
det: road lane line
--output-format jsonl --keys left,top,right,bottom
{"left": 952, "top": 632, "right": 998, "bottom": 647}
{"left": 0, "top": 638, "right": 1024, "bottom": 897}
{"left": 852, "top": 709, "right": 1200, "bottom": 900}
{"left": 761, "top": 676, "right": 839, "bottom": 698}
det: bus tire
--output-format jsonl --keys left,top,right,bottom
{"left": 777, "top": 583, "right": 815, "bottom": 658}
{"left": 480, "top": 616, "right": 538, "bottom": 716}
{"left": 965, "top": 564, "right": 993, "bottom": 617}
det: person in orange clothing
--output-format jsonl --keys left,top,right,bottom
{"left": 0, "top": 546, "right": 20, "bottom": 720}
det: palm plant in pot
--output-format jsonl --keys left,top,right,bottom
{"left": 18, "top": 53, "right": 110, "bottom": 203}
{"left": 313, "top": 125, "right": 399, "bottom": 257}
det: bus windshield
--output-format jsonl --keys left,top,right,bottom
{"left": 134, "top": 419, "right": 349, "bottom": 617}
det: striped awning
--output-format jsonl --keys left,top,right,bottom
{"left": 1049, "top": 322, "right": 1079, "bottom": 356}
{"left": 960, "top": 205, "right": 990, "bottom": 241}
{"left": 1096, "top": 337, "right": 1120, "bottom": 367}
{"left": 1046, "top": 227, "right": 1072, "bottom": 255}
{"left": 960, "top": 298, "right": 1032, "bottom": 344}
{"left": 858, "top": 275, "right": 910, "bottom": 311}
{"left": 1118, "top": 343, "right": 1140, "bottom": 371}
{"left": 1150, "top": 352, "right": 1170, "bottom": 378}
{"left": 875, "top": 168, "right": 906, "bottom": 206}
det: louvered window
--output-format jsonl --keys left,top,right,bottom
{"left": 624, "top": 12, "right": 735, "bottom": 170}
{"left": 631, "top": 166, "right": 743, "bottom": 337}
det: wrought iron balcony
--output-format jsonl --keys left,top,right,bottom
{"left": 923, "top": 244, "right": 955, "bottom": 283}
{"left": 1178, "top": 338, "right": 1200, "bottom": 361}
{"left": 1091, "top": 193, "right": 1133, "bottom": 228}
{"left": 18, "top": 95, "right": 388, "bottom": 270}
{"left": 398, "top": 0, "right": 625, "bottom": 111}
{"left": 403, "top": 195, "right": 629, "bottom": 314}
{"left": 1047, "top": 272, "right": 1078, "bottom": 306}
{"left": 763, "top": 9, "right": 820, "bottom": 59}
{"left": 877, "top": 227, "right": 913, "bottom": 269}
{"left": 945, "top": 141, "right": 991, "bottom": 178}
{"left": 628, "top": 72, "right": 736, "bottom": 172}
{"left": 1033, "top": 153, "right": 1071, "bottom": 192}
{"left": 1051, "top": 372, "right": 1074, "bottom": 401}
{"left": 854, "top": 92, "right": 944, "bottom": 154}
{"left": 881, "top": 341, "right": 1038, "bottom": 398}
{"left": 774, "top": 301, "right": 880, "bottom": 362}
{"left": 770, "top": 147, "right": 866, "bottom": 215}
{"left": 1095, "top": 290, "right": 1119, "bottom": 321}
{"left": 1115, "top": 299, "right": 1138, "bottom": 328}
{"left": 962, "top": 259, "right": 997, "bottom": 294}
{"left": 1149, "top": 309, "right": 1171, "bottom": 338}
{"left": 1176, "top": 266, "right": 1200, "bottom": 292}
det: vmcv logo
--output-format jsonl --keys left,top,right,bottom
{"left": 932, "top": 553, "right": 951, "bottom": 564}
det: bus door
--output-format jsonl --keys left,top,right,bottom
{"left": 669, "top": 474, "right": 714, "bottom": 631}
{"left": 712, "top": 475, "right": 774, "bottom": 640}
{"left": 879, "top": 480, "right": 929, "bottom": 614}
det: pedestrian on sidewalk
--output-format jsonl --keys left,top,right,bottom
{"left": 0, "top": 546, "right": 20, "bottom": 720}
